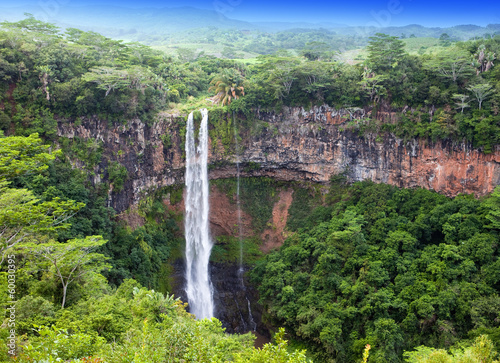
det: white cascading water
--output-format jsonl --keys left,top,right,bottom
{"left": 233, "top": 112, "right": 257, "bottom": 331}
{"left": 185, "top": 108, "right": 214, "bottom": 320}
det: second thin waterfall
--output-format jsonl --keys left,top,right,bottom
{"left": 233, "top": 112, "right": 257, "bottom": 331}
{"left": 185, "top": 108, "right": 214, "bottom": 320}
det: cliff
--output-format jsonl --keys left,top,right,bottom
{"left": 57, "top": 105, "right": 500, "bottom": 214}
{"left": 57, "top": 105, "right": 500, "bottom": 335}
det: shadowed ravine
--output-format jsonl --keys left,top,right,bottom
{"left": 170, "top": 259, "right": 268, "bottom": 336}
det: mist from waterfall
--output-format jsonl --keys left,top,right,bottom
{"left": 184, "top": 108, "right": 214, "bottom": 320}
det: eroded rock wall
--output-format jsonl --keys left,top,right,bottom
{"left": 57, "top": 106, "right": 500, "bottom": 214}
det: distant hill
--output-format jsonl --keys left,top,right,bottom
{"left": 332, "top": 23, "right": 499, "bottom": 40}
{"left": 0, "top": 5, "right": 259, "bottom": 36}
{"left": 253, "top": 21, "right": 348, "bottom": 32}
{"left": 0, "top": 4, "right": 498, "bottom": 43}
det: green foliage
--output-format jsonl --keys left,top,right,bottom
{"left": 107, "top": 161, "right": 128, "bottom": 193}
{"left": 243, "top": 161, "right": 261, "bottom": 172}
{"left": 6, "top": 277, "right": 306, "bottom": 363}
{"left": 0, "top": 134, "right": 85, "bottom": 259}
{"left": 19, "top": 325, "right": 104, "bottom": 362}
{"left": 211, "top": 235, "right": 263, "bottom": 265}
{"left": 1, "top": 13, "right": 60, "bottom": 34}
{"left": 484, "top": 186, "right": 500, "bottom": 230}
{"left": 103, "top": 223, "right": 180, "bottom": 291}
{"left": 0, "top": 133, "right": 57, "bottom": 179}
{"left": 59, "top": 137, "right": 103, "bottom": 170}
{"left": 404, "top": 335, "right": 499, "bottom": 363}
{"left": 209, "top": 68, "right": 246, "bottom": 106}
{"left": 367, "top": 33, "right": 406, "bottom": 73}
{"left": 25, "top": 236, "right": 110, "bottom": 308}
{"left": 208, "top": 108, "right": 239, "bottom": 155}
{"left": 234, "top": 328, "right": 308, "bottom": 362}
{"left": 214, "top": 177, "right": 282, "bottom": 233}
{"left": 287, "top": 187, "right": 325, "bottom": 232}
{"left": 253, "top": 181, "right": 500, "bottom": 362}
{"left": 15, "top": 295, "right": 56, "bottom": 335}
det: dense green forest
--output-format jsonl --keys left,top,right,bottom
{"left": 253, "top": 178, "right": 500, "bottom": 362}
{"left": 0, "top": 14, "right": 499, "bottom": 362}
{"left": 0, "top": 14, "right": 499, "bottom": 148}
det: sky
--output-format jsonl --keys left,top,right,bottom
{"left": 5, "top": 0, "right": 500, "bottom": 27}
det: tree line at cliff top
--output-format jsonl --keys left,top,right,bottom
{"left": 0, "top": 15, "right": 499, "bottom": 152}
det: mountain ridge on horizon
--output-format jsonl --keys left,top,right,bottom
{"left": 0, "top": 4, "right": 498, "bottom": 41}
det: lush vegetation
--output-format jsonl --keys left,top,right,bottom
{"left": 0, "top": 14, "right": 499, "bottom": 362}
{"left": 1, "top": 16, "right": 499, "bottom": 150}
{"left": 253, "top": 179, "right": 500, "bottom": 362}
{"left": 0, "top": 133, "right": 308, "bottom": 362}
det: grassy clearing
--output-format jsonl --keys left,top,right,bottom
{"left": 403, "top": 37, "right": 443, "bottom": 54}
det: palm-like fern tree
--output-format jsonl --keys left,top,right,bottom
{"left": 209, "top": 69, "right": 245, "bottom": 106}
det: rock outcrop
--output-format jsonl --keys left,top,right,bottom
{"left": 57, "top": 105, "right": 500, "bottom": 214}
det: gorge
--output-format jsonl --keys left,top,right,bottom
{"left": 3, "top": 13, "right": 500, "bottom": 361}
{"left": 56, "top": 105, "right": 500, "bottom": 333}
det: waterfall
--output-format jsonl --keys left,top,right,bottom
{"left": 185, "top": 108, "right": 214, "bottom": 320}
{"left": 233, "top": 112, "right": 257, "bottom": 332}
{"left": 247, "top": 297, "right": 257, "bottom": 331}
{"left": 233, "top": 112, "right": 243, "bottom": 272}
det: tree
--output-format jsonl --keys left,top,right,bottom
{"left": 404, "top": 335, "right": 499, "bottom": 363}
{"left": 300, "top": 41, "right": 332, "bottom": 61}
{"left": 209, "top": 68, "right": 245, "bottom": 106}
{"left": 439, "top": 33, "right": 452, "bottom": 46}
{"left": 484, "top": 186, "right": 500, "bottom": 230}
{"left": 234, "top": 328, "right": 307, "bottom": 363}
{"left": 0, "top": 133, "right": 56, "bottom": 179}
{"left": 453, "top": 94, "right": 470, "bottom": 113}
{"left": 468, "top": 83, "right": 495, "bottom": 110}
{"left": 424, "top": 49, "right": 474, "bottom": 83}
{"left": 366, "top": 33, "right": 406, "bottom": 73}
{"left": 176, "top": 47, "right": 198, "bottom": 63}
{"left": 81, "top": 67, "right": 130, "bottom": 97}
{"left": 262, "top": 57, "right": 300, "bottom": 101}
{"left": 0, "top": 185, "right": 82, "bottom": 263}
{"left": 294, "top": 62, "right": 332, "bottom": 101}
{"left": 1, "top": 13, "right": 60, "bottom": 35}
{"left": 0, "top": 134, "right": 83, "bottom": 262}
{"left": 35, "top": 65, "right": 52, "bottom": 101}
{"left": 369, "top": 318, "right": 405, "bottom": 362}
{"left": 472, "top": 45, "right": 496, "bottom": 75}
{"left": 359, "top": 68, "right": 388, "bottom": 103}
{"left": 29, "top": 236, "right": 110, "bottom": 308}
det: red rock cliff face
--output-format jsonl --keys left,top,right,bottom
{"left": 57, "top": 106, "right": 500, "bottom": 213}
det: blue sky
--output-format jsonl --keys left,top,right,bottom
{"left": 7, "top": 0, "right": 500, "bottom": 27}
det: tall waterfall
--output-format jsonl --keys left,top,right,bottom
{"left": 184, "top": 109, "right": 214, "bottom": 320}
